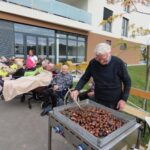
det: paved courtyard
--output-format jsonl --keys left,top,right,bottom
{"left": 0, "top": 96, "right": 73, "bottom": 150}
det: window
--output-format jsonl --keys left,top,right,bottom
{"left": 77, "top": 40, "right": 86, "bottom": 63}
{"left": 103, "top": 8, "right": 113, "bottom": 32}
{"left": 48, "top": 37, "right": 55, "bottom": 63}
{"left": 26, "top": 35, "right": 36, "bottom": 54}
{"left": 38, "top": 37, "right": 47, "bottom": 56}
{"left": 124, "top": 5, "right": 130, "bottom": 13}
{"left": 68, "top": 39, "right": 77, "bottom": 63}
{"left": 122, "top": 17, "right": 129, "bottom": 37}
{"left": 68, "top": 35, "right": 77, "bottom": 40}
{"left": 14, "top": 23, "right": 87, "bottom": 63}
{"left": 15, "top": 33, "right": 24, "bottom": 55}
{"left": 14, "top": 23, "right": 55, "bottom": 37}
{"left": 57, "top": 38, "right": 67, "bottom": 63}
{"left": 56, "top": 32, "right": 67, "bottom": 38}
{"left": 106, "top": 40, "right": 111, "bottom": 46}
{"left": 120, "top": 43, "right": 127, "bottom": 50}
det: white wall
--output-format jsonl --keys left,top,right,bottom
{"left": 1, "top": 0, "right": 149, "bottom": 44}
{"left": 87, "top": 0, "right": 150, "bottom": 44}
{"left": 0, "top": 1, "right": 91, "bottom": 31}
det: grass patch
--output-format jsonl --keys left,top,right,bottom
{"left": 128, "top": 65, "right": 150, "bottom": 112}
{"left": 128, "top": 65, "right": 150, "bottom": 145}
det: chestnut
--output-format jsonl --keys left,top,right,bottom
{"left": 61, "top": 105, "right": 125, "bottom": 137}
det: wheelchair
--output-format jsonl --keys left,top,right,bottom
{"left": 40, "top": 86, "right": 74, "bottom": 110}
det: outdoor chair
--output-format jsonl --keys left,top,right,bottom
{"left": 76, "top": 61, "right": 88, "bottom": 74}
{"left": 65, "top": 61, "right": 76, "bottom": 72}
{"left": 121, "top": 88, "right": 150, "bottom": 148}
{"left": 55, "top": 63, "right": 62, "bottom": 70}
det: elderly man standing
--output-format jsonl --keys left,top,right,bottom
{"left": 71, "top": 43, "right": 131, "bottom": 110}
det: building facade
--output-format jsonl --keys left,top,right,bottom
{"left": 0, "top": 0, "right": 149, "bottom": 64}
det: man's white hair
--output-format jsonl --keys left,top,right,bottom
{"left": 42, "top": 60, "right": 49, "bottom": 69}
{"left": 62, "top": 65, "right": 68, "bottom": 69}
{"left": 94, "top": 43, "right": 111, "bottom": 55}
{"left": 15, "top": 61, "right": 23, "bottom": 69}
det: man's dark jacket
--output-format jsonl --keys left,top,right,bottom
{"left": 75, "top": 56, "right": 131, "bottom": 108}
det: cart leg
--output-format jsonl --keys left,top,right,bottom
{"left": 135, "top": 127, "right": 142, "bottom": 149}
{"left": 21, "top": 94, "right": 25, "bottom": 103}
{"left": 142, "top": 121, "right": 147, "bottom": 137}
{"left": 48, "top": 117, "right": 52, "bottom": 150}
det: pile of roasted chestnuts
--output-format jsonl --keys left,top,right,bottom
{"left": 61, "top": 105, "right": 125, "bottom": 137}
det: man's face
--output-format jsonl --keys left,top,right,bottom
{"left": 96, "top": 52, "right": 111, "bottom": 65}
{"left": 46, "top": 65, "right": 53, "bottom": 72}
{"left": 61, "top": 66, "right": 68, "bottom": 74}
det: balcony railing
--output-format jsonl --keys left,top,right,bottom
{"left": 4, "top": 0, "right": 91, "bottom": 24}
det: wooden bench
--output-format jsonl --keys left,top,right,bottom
{"left": 122, "top": 87, "right": 150, "bottom": 121}
{"left": 122, "top": 88, "right": 150, "bottom": 148}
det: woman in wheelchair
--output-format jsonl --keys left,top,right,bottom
{"left": 40, "top": 65, "right": 73, "bottom": 116}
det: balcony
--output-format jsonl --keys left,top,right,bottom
{"left": 56, "top": 0, "right": 88, "bottom": 11}
{"left": 5, "top": 0, "right": 91, "bottom": 24}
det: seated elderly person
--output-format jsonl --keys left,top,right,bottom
{"left": 0, "top": 56, "right": 8, "bottom": 64}
{"left": 24, "top": 59, "right": 50, "bottom": 76}
{"left": 41, "top": 59, "right": 49, "bottom": 70}
{"left": 40, "top": 65, "right": 73, "bottom": 116}
{"left": 47, "top": 63, "right": 59, "bottom": 77}
{"left": 12, "top": 61, "right": 25, "bottom": 79}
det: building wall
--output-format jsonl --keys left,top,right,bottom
{"left": 0, "top": 12, "right": 88, "bottom": 36}
{"left": 0, "top": 12, "right": 143, "bottom": 64}
{"left": 0, "top": 20, "right": 14, "bottom": 57}
{"left": 0, "top": 1, "right": 91, "bottom": 32}
{"left": 87, "top": 32, "right": 142, "bottom": 64}
{"left": 0, "top": 13, "right": 88, "bottom": 62}
{"left": 87, "top": 0, "right": 150, "bottom": 45}
{"left": 0, "top": 1, "right": 148, "bottom": 64}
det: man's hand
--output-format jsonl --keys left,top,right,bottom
{"left": 87, "top": 91, "right": 94, "bottom": 97}
{"left": 53, "top": 85, "right": 59, "bottom": 91}
{"left": 116, "top": 100, "right": 126, "bottom": 111}
{"left": 35, "top": 71, "right": 40, "bottom": 75}
{"left": 71, "top": 90, "right": 79, "bottom": 102}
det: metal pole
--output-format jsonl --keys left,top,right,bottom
{"left": 135, "top": 124, "right": 142, "bottom": 149}
{"left": 143, "top": 45, "right": 150, "bottom": 110}
{"left": 48, "top": 116, "right": 52, "bottom": 150}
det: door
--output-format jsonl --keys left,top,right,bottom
{"left": 38, "top": 37, "right": 47, "bottom": 58}
{"left": 26, "top": 35, "right": 37, "bottom": 55}
{"left": 56, "top": 33, "right": 67, "bottom": 63}
{"left": 48, "top": 37, "right": 55, "bottom": 63}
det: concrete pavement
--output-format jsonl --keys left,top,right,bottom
{"left": 0, "top": 96, "right": 73, "bottom": 150}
